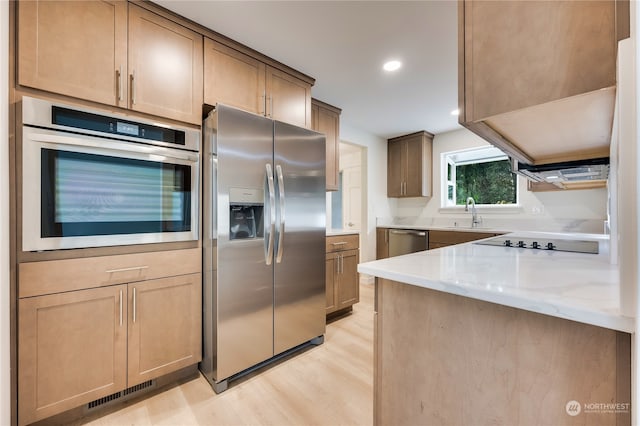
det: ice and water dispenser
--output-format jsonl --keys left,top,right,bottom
{"left": 228, "top": 187, "right": 264, "bottom": 240}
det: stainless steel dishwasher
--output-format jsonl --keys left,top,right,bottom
{"left": 388, "top": 229, "right": 428, "bottom": 257}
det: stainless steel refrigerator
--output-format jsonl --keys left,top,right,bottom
{"left": 200, "top": 104, "right": 326, "bottom": 393}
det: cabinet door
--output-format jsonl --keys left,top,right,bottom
{"left": 463, "top": 1, "right": 616, "bottom": 121}
{"left": 387, "top": 140, "right": 404, "bottom": 197}
{"left": 18, "top": 0, "right": 128, "bottom": 107}
{"left": 337, "top": 249, "right": 360, "bottom": 309}
{"left": 128, "top": 273, "right": 202, "bottom": 386}
{"left": 128, "top": 4, "right": 203, "bottom": 124}
{"left": 312, "top": 101, "right": 341, "bottom": 191}
{"left": 266, "top": 66, "right": 311, "bottom": 128}
{"left": 204, "top": 38, "right": 266, "bottom": 115}
{"left": 18, "top": 285, "right": 127, "bottom": 425}
{"left": 405, "top": 136, "right": 425, "bottom": 197}
{"left": 325, "top": 254, "right": 337, "bottom": 314}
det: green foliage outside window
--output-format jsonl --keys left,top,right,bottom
{"left": 455, "top": 159, "right": 517, "bottom": 205}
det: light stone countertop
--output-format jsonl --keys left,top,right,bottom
{"left": 358, "top": 231, "right": 634, "bottom": 333}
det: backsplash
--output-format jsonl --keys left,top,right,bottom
{"left": 377, "top": 216, "right": 607, "bottom": 234}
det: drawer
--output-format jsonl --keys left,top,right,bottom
{"left": 19, "top": 247, "right": 201, "bottom": 298}
{"left": 326, "top": 234, "right": 359, "bottom": 252}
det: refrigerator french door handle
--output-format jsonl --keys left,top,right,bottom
{"left": 265, "top": 164, "right": 276, "bottom": 265}
{"left": 210, "top": 155, "right": 218, "bottom": 239}
{"left": 275, "top": 164, "right": 285, "bottom": 263}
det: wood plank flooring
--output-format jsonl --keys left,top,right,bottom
{"left": 78, "top": 283, "right": 374, "bottom": 426}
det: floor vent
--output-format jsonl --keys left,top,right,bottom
{"left": 86, "top": 380, "right": 155, "bottom": 411}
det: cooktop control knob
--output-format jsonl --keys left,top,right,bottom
{"left": 504, "top": 239, "right": 512, "bottom": 247}
{"left": 531, "top": 241, "right": 540, "bottom": 249}
{"left": 546, "top": 242, "right": 556, "bottom": 250}
{"left": 517, "top": 240, "right": 526, "bottom": 248}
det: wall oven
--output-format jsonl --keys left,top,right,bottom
{"left": 21, "top": 96, "right": 200, "bottom": 251}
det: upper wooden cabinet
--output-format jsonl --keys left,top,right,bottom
{"left": 311, "top": 99, "right": 341, "bottom": 191}
{"left": 204, "top": 38, "right": 312, "bottom": 127}
{"left": 266, "top": 66, "right": 311, "bottom": 127}
{"left": 204, "top": 38, "right": 266, "bottom": 116}
{"left": 459, "top": 0, "right": 628, "bottom": 165}
{"left": 387, "top": 131, "right": 433, "bottom": 198}
{"left": 18, "top": 0, "right": 128, "bottom": 108}
{"left": 127, "top": 4, "right": 203, "bottom": 124}
{"left": 18, "top": 1, "right": 203, "bottom": 124}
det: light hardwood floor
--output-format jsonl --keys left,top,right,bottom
{"left": 78, "top": 282, "right": 374, "bottom": 426}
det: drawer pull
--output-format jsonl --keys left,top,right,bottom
{"left": 133, "top": 287, "right": 137, "bottom": 323}
{"left": 105, "top": 266, "right": 149, "bottom": 274}
{"left": 390, "top": 230, "right": 426, "bottom": 237}
{"left": 331, "top": 242, "right": 348, "bottom": 246}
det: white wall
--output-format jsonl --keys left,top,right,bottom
{"left": 340, "top": 123, "right": 393, "bottom": 263}
{"left": 1, "top": 0, "right": 10, "bottom": 423}
{"left": 631, "top": 0, "right": 640, "bottom": 422}
{"left": 392, "top": 127, "right": 608, "bottom": 227}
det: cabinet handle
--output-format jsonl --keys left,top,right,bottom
{"left": 268, "top": 96, "right": 273, "bottom": 118}
{"left": 133, "top": 287, "right": 137, "bottom": 323}
{"left": 119, "top": 289, "right": 123, "bottom": 326}
{"left": 105, "top": 265, "right": 149, "bottom": 274}
{"left": 390, "top": 230, "right": 426, "bottom": 237}
{"left": 130, "top": 70, "right": 136, "bottom": 105}
{"left": 260, "top": 93, "right": 266, "bottom": 116}
{"left": 116, "top": 66, "right": 123, "bottom": 102}
{"left": 331, "top": 241, "right": 348, "bottom": 246}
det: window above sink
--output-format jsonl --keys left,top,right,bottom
{"left": 441, "top": 146, "right": 520, "bottom": 210}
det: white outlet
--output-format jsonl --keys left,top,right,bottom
{"left": 531, "top": 206, "right": 544, "bottom": 215}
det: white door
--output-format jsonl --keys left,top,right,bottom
{"left": 342, "top": 165, "right": 361, "bottom": 231}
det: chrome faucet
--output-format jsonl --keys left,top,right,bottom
{"left": 465, "top": 197, "right": 481, "bottom": 228}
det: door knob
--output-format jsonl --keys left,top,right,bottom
{"left": 348, "top": 222, "right": 355, "bottom": 227}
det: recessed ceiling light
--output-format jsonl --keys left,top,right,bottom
{"left": 451, "top": 109, "right": 460, "bottom": 116}
{"left": 383, "top": 60, "right": 402, "bottom": 72}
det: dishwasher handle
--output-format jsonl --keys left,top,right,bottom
{"left": 389, "top": 229, "right": 426, "bottom": 237}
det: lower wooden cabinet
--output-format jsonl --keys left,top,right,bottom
{"left": 326, "top": 235, "right": 360, "bottom": 316}
{"left": 18, "top": 269, "right": 202, "bottom": 425}
{"left": 377, "top": 227, "right": 503, "bottom": 254}
{"left": 18, "top": 285, "right": 128, "bottom": 425}
{"left": 428, "top": 230, "right": 500, "bottom": 250}
{"left": 127, "top": 274, "right": 202, "bottom": 386}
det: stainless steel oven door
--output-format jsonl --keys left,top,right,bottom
{"left": 22, "top": 125, "right": 199, "bottom": 251}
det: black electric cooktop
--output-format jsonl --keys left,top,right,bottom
{"left": 473, "top": 236, "right": 599, "bottom": 254}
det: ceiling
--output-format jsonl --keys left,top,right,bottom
{"left": 155, "top": 0, "right": 461, "bottom": 139}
